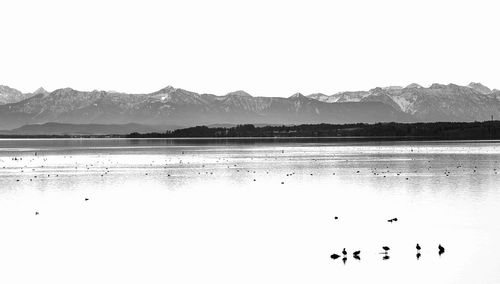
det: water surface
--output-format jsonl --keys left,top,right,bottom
{"left": 1, "top": 138, "right": 499, "bottom": 284}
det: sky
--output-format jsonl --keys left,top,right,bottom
{"left": 1, "top": 0, "right": 499, "bottom": 97}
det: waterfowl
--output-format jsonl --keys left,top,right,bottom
{"left": 438, "top": 244, "right": 445, "bottom": 255}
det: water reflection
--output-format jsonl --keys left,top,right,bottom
{"left": 1, "top": 139, "right": 500, "bottom": 283}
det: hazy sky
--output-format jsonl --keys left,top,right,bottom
{"left": 1, "top": 0, "right": 499, "bottom": 96}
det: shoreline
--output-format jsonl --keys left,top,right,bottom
{"left": 1, "top": 121, "right": 499, "bottom": 140}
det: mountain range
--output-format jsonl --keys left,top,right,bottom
{"left": 0, "top": 82, "right": 498, "bottom": 133}
{"left": 308, "top": 82, "right": 500, "bottom": 122}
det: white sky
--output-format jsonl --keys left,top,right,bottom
{"left": 1, "top": 0, "right": 499, "bottom": 97}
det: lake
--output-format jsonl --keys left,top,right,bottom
{"left": 1, "top": 138, "right": 499, "bottom": 284}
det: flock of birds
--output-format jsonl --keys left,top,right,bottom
{"left": 330, "top": 243, "right": 446, "bottom": 264}
{"left": 0, "top": 147, "right": 495, "bottom": 264}
{"left": 3, "top": 148, "right": 500, "bottom": 188}
{"left": 330, "top": 216, "right": 446, "bottom": 264}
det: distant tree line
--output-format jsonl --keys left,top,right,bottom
{"left": 127, "top": 121, "right": 500, "bottom": 140}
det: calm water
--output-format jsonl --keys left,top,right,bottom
{"left": 1, "top": 138, "right": 500, "bottom": 284}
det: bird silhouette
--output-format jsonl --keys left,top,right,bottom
{"left": 416, "top": 243, "right": 421, "bottom": 250}
{"left": 330, "top": 253, "right": 340, "bottom": 260}
{"left": 438, "top": 244, "right": 445, "bottom": 255}
{"left": 416, "top": 252, "right": 421, "bottom": 260}
{"left": 342, "top": 257, "right": 347, "bottom": 265}
{"left": 353, "top": 250, "right": 360, "bottom": 256}
{"left": 382, "top": 246, "right": 390, "bottom": 253}
{"left": 382, "top": 255, "right": 390, "bottom": 260}
{"left": 353, "top": 254, "right": 361, "bottom": 261}
{"left": 342, "top": 248, "right": 347, "bottom": 255}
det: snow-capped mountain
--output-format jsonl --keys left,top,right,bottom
{"left": 0, "top": 82, "right": 498, "bottom": 131}
{"left": 0, "top": 85, "right": 410, "bottom": 130}
{"left": 467, "top": 82, "right": 492, "bottom": 95}
{"left": 0, "top": 85, "right": 37, "bottom": 105}
{"left": 309, "top": 83, "right": 500, "bottom": 122}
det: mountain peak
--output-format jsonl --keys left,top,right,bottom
{"left": 369, "top": 87, "right": 385, "bottom": 93}
{"left": 154, "top": 85, "right": 177, "bottom": 94}
{"left": 0, "top": 85, "right": 34, "bottom": 105}
{"left": 429, "top": 83, "right": 446, "bottom": 89}
{"left": 52, "top": 87, "right": 77, "bottom": 94}
{"left": 33, "top": 87, "right": 49, "bottom": 95}
{"left": 289, "top": 93, "right": 306, "bottom": 99}
{"left": 468, "top": 82, "right": 492, "bottom": 94}
{"left": 405, "top": 83, "right": 422, "bottom": 89}
{"left": 0, "top": 85, "right": 22, "bottom": 94}
{"left": 226, "top": 90, "right": 252, "bottom": 97}
{"left": 382, "top": 86, "right": 403, "bottom": 90}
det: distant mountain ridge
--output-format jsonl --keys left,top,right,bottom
{"left": 0, "top": 82, "right": 498, "bottom": 131}
{"left": 0, "top": 85, "right": 411, "bottom": 130}
{"left": 308, "top": 82, "right": 500, "bottom": 122}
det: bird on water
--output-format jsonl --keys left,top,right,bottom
{"left": 342, "top": 248, "right": 347, "bottom": 256}
{"left": 438, "top": 244, "right": 445, "bottom": 255}
{"left": 416, "top": 243, "right": 421, "bottom": 251}
{"left": 330, "top": 253, "right": 340, "bottom": 260}
{"left": 382, "top": 246, "right": 390, "bottom": 253}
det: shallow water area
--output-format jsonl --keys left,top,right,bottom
{"left": 1, "top": 138, "right": 500, "bottom": 284}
